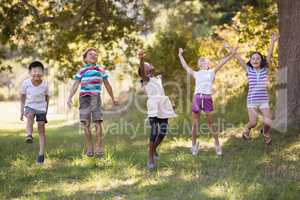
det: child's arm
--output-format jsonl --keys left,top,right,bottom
{"left": 266, "top": 33, "right": 278, "bottom": 67}
{"left": 67, "top": 80, "right": 80, "bottom": 109}
{"left": 45, "top": 95, "right": 49, "bottom": 114}
{"left": 214, "top": 46, "right": 238, "bottom": 73}
{"left": 103, "top": 79, "right": 118, "bottom": 105}
{"left": 224, "top": 43, "right": 247, "bottom": 71}
{"left": 178, "top": 48, "right": 195, "bottom": 76}
{"left": 20, "top": 94, "right": 26, "bottom": 121}
{"left": 138, "top": 51, "right": 148, "bottom": 81}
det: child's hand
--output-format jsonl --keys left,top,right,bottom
{"left": 20, "top": 112, "right": 24, "bottom": 121}
{"left": 224, "top": 43, "right": 237, "bottom": 52}
{"left": 271, "top": 33, "right": 279, "bottom": 42}
{"left": 112, "top": 99, "right": 118, "bottom": 106}
{"left": 67, "top": 99, "right": 72, "bottom": 109}
{"left": 138, "top": 51, "right": 145, "bottom": 59}
{"left": 178, "top": 48, "right": 183, "bottom": 55}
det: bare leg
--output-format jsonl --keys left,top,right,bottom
{"left": 243, "top": 108, "right": 258, "bottom": 139}
{"left": 82, "top": 121, "right": 93, "bottom": 155}
{"left": 260, "top": 107, "right": 272, "bottom": 144}
{"left": 205, "top": 112, "right": 220, "bottom": 146}
{"left": 37, "top": 122, "right": 46, "bottom": 155}
{"left": 94, "top": 121, "right": 103, "bottom": 154}
{"left": 192, "top": 112, "right": 200, "bottom": 146}
{"left": 26, "top": 113, "right": 34, "bottom": 136}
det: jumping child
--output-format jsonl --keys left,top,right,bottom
{"left": 67, "top": 48, "right": 118, "bottom": 158}
{"left": 138, "top": 51, "right": 176, "bottom": 169}
{"left": 178, "top": 46, "right": 237, "bottom": 156}
{"left": 225, "top": 33, "right": 278, "bottom": 145}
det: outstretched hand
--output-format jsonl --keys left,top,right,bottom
{"left": 178, "top": 48, "right": 184, "bottom": 55}
{"left": 271, "top": 33, "right": 279, "bottom": 43}
{"left": 138, "top": 50, "right": 145, "bottom": 59}
{"left": 224, "top": 43, "right": 238, "bottom": 53}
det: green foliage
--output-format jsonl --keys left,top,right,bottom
{"left": 0, "top": 0, "right": 145, "bottom": 79}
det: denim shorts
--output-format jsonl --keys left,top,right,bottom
{"left": 24, "top": 106, "right": 47, "bottom": 123}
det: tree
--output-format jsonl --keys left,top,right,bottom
{"left": 274, "top": 0, "right": 300, "bottom": 130}
{"left": 0, "top": 0, "right": 146, "bottom": 78}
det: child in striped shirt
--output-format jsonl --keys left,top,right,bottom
{"left": 226, "top": 33, "right": 278, "bottom": 145}
{"left": 67, "top": 48, "right": 118, "bottom": 157}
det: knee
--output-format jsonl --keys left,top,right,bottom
{"left": 159, "top": 122, "right": 168, "bottom": 134}
{"left": 264, "top": 119, "right": 272, "bottom": 126}
{"left": 81, "top": 120, "right": 90, "bottom": 128}
{"left": 157, "top": 133, "right": 166, "bottom": 140}
{"left": 248, "top": 121, "right": 257, "bottom": 128}
{"left": 192, "top": 119, "right": 199, "bottom": 127}
{"left": 37, "top": 122, "right": 45, "bottom": 128}
{"left": 94, "top": 122, "right": 102, "bottom": 130}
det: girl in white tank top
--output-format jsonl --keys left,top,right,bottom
{"left": 178, "top": 47, "right": 237, "bottom": 156}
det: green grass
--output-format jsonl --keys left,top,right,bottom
{"left": 0, "top": 92, "right": 300, "bottom": 199}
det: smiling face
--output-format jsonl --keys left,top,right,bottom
{"left": 144, "top": 62, "right": 154, "bottom": 77}
{"left": 30, "top": 67, "right": 43, "bottom": 81}
{"left": 250, "top": 53, "right": 263, "bottom": 69}
{"left": 197, "top": 57, "right": 210, "bottom": 70}
{"left": 84, "top": 49, "right": 98, "bottom": 64}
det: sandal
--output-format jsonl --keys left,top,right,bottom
{"left": 260, "top": 129, "right": 272, "bottom": 145}
{"left": 242, "top": 128, "right": 251, "bottom": 140}
{"left": 95, "top": 151, "right": 104, "bottom": 158}
{"left": 25, "top": 135, "right": 33, "bottom": 143}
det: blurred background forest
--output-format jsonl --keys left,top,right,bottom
{"left": 0, "top": 0, "right": 278, "bottom": 101}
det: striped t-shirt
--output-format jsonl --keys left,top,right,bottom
{"left": 247, "top": 65, "right": 269, "bottom": 104}
{"left": 74, "top": 63, "right": 108, "bottom": 96}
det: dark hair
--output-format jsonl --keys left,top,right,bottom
{"left": 29, "top": 61, "right": 44, "bottom": 71}
{"left": 247, "top": 52, "right": 268, "bottom": 68}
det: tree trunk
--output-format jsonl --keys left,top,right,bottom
{"left": 275, "top": 0, "right": 300, "bottom": 131}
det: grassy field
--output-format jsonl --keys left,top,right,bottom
{"left": 0, "top": 90, "right": 300, "bottom": 200}
{"left": 0, "top": 113, "right": 299, "bottom": 199}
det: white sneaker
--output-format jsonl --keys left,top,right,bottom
{"left": 191, "top": 142, "right": 199, "bottom": 156}
{"left": 215, "top": 145, "right": 222, "bottom": 156}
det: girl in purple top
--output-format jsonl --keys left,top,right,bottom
{"left": 226, "top": 33, "right": 278, "bottom": 145}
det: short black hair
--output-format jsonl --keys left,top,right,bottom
{"left": 247, "top": 52, "right": 268, "bottom": 69}
{"left": 29, "top": 61, "right": 44, "bottom": 71}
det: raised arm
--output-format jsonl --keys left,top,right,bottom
{"left": 178, "top": 48, "right": 195, "bottom": 76}
{"left": 214, "top": 46, "right": 238, "bottom": 73}
{"left": 266, "top": 33, "right": 278, "bottom": 66}
{"left": 224, "top": 43, "right": 247, "bottom": 71}
{"left": 138, "top": 51, "right": 148, "bottom": 81}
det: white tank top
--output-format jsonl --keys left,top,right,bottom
{"left": 143, "top": 75, "right": 165, "bottom": 97}
{"left": 193, "top": 69, "right": 215, "bottom": 94}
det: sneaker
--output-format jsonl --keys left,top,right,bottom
{"left": 25, "top": 135, "right": 33, "bottom": 143}
{"left": 95, "top": 150, "right": 104, "bottom": 158}
{"left": 154, "top": 151, "right": 160, "bottom": 160}
{"left": 37, "top": 154, "right": 44, "bottom": 164}
{"left": 147, "top": 162, "right": 156, "bottom": 169}
{"left": 86, "top": 151, "right": 94, "bottom": 157}
{"left": 215, "top": 145, "right": 222, "bottom": 156}
{"left": 191, "top": 142, "right": 199, "bottom": 156}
